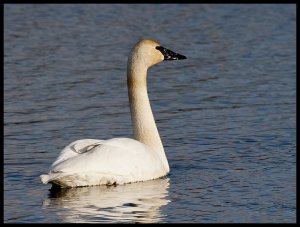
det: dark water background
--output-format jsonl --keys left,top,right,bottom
{"left": 4, "top": 4, "right": 296, "bottom": 223}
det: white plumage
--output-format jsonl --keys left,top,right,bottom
{"left": 40, "top": 39, "right": 186, "bottom": 188}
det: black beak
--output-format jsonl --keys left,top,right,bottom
{"left": 156, "top": 46, "right": 187, "bottom": 60}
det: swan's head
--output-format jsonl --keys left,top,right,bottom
{"left": 128, "top": 39, "right": 186, "bottom": 68}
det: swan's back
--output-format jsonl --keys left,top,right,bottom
{"left": 41, "top": 138, "right": 166, "bottom": 187}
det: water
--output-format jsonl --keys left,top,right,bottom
{"left": 4, "top": 4, "right": 296, "bottom": 223}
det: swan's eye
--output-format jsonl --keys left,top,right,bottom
{"left": 155, "top": 46, "right": 166, "bottom": 54}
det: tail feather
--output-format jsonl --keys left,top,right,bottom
{"left": 40, "top": 174, "right": 50, "bottom": 184}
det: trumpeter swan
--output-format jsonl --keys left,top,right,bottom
{"left": 40, "top": 39, "right": 186, "bottom": 188}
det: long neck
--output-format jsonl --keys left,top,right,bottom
{"left": 127, "top": 61, "right": 169, "bottom": 171}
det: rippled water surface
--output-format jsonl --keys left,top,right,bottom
{"left": 4, "top": 4, "right": 296, "bottom": 223}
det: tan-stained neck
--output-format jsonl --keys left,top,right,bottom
{"left": 127, "top": 61, "right": 169, "bottom": 171}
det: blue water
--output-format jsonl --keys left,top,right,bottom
{"left": 4, "top": 4, "right": 296, "bottom": 223}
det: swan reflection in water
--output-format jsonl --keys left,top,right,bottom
{"left": 42, "top": 178, "right": 170, "bottom": 223}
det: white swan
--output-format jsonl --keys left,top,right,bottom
{"left": 40, "top": 39, "right": 186, "bottom": 188}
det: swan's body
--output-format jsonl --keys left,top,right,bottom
{"left": 40, "top": 39, "right": 186, "bottom": 188}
